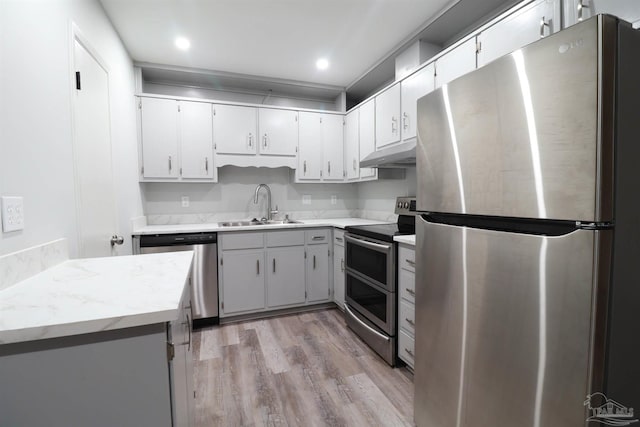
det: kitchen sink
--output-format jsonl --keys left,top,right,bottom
{"left": 218, "top": 219, "right": 302, "bottom": 227}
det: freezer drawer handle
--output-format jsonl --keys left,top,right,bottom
{"left": 345, "top": 304, "right": 390, "bottom": 342}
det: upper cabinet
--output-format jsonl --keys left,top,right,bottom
{"left": 359, "top": 99, "right": 377, "bottom": 181}
{"left": 344, "top": 109, "right": 359, "bottom": 181}
{"left": 213, "top": 104, "right": 257, "bottom": 156}
{"left": 401, "top": 63, "right": 435, "bottom": 142}
{"left": 478, "top": 0, "right": 561, "bottom": 68}
{"left": 296, "top": 112, "right": 344, "bottom": 182}
{"left": 435, "top": 38, "right": 477, "bottom": 89}
{"left": 564, "top": 0, "right": 640, "bottom": 28}
{"left": 258, "top": 108, "right": 298, "bottom": 157}
{"left": 138, "top": 97, "right": 216, "bottom": 182}
{"left": 375, "top": 83, "right": 401, "bottom": 149}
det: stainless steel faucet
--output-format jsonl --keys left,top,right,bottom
{"left": 254, "top": 184, "right": 278, "bottom": 221}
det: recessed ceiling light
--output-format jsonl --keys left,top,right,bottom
{"left": 316, "top": 58, "right": 329, "bottom": 70}
{"left": 175, "top": 37, "right": 191, "bottom": 50}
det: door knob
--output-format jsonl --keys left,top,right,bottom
{"left": 110, "top": 235, "right": 124, "bottom": 246}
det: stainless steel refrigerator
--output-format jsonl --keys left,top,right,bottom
{"left": 414, "top": 15, "right": 640, "bottom": 427}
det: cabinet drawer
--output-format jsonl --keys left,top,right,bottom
{"left": 333, "top": 229, "right": 345, "bottom": 247}
{"left": 399, "top": 300, "right": 415, "bottom": 337}
{"left": 266, "top": 230, "right": 304, "bottom": 247}
{"left": 399, "top": 330, "right": 415, "bottom": 369}
{"left": 399, "top": 269, "right": 415, "bottom": 304}
{"left": 306, "top": 229, "right": 330, "bottom": 244}
{"left": 399, "top": 245, "right": 416, "bottom": 272}
{"left": 220, "top": 232, "right": 263, "bottom": 250}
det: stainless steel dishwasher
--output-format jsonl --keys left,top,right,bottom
{"left": 133, "top": 233, "right": 218, "bottom": 328}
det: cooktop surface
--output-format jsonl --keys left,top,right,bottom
{"left": 345, "top": 223, "right": 413, "bottom": 243}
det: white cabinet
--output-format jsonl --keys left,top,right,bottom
{"left": 564, "top": 0, "right": 640, "bottom": 28}
{"left": 298, "top": 112, "right": 323, "bottom": 180}
{"left": 332, "top": 229, "right": 345, "bottom": 309}
{"left": 344, "top": 109, "right": 359, "bottom": 181}
{"left": 139, "top": 97, "right": 216, "bottom": 182}
{"left": 140, "top": 97, "right": 179, "bottom": 179}
{"left": 306, "top": 243, "right": 330, "bottom": 302}
{"left": 478, "top": 0, "right": 561, "bottom": 68}
{"left": 397, "top": 244, "right": 416, "bottom": 369}
{"left": 296, "top": 112, "right": 344, "bottom": 182}
{"left": 213, "top": 104, "right": 257, "bottom": 155}
{"left": 220, "top": 249, "right": 265, "bottom": 315}
{"left": 267, "top": 246, "right": 306, "bottom": 308}
{"left": 401, "top": 63, "right": 435, "bottom": 142}
{"left": 323, "top": 114, "right": 344, "bottom": 181}
{"left": 375, "top": 83, "right": 401, "bottom": 149}
{"left": 169, "top": 282, "right": 195, "bottom": 426}
{"left": 258, "top": 108, "right": 298, "bottom": 156}
{"left": 435, "top": 38, "right": 477, "bottom": 88}
{"left": 358, "top": 99, "right": 378, "bottom": 180}
{"left": 180, "top": 101, "right": 215, "bottom": 180}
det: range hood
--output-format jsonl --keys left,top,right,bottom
{"left": 360, "top": 140, "right": 416, "bottom": 168}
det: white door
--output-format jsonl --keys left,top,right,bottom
{"left": 213, "top": 104, "right": 257, "bottom": 155}
{"left": 375, "top": 83, "right": 401, "bottom": 149}
{"left": 72, "top": 38, "right": 119, "bottom": 258}
{"left": 258, "top": 108, "right": 298, "bottom": 156}
{"left": 401, "top": 63, "right": 435, "bottom": 142}
{"left": 322, "top": 114, "right": 344, "bottom": 181}
{"left": 297, "top": 112, "right": 323, "bottom": 180}
{"left": 358, "top": 99, "right": 377, "bottom": 180}
{"left": 140, "top": 97, "right": 179, "bottom": 178}
{"left": 179, "top": 101, "right": 215, "bottom": 180}
{"left": 306, "top": 244, "right": 330, "bottom": 302}
{"left": 564, "top": 0, "right": 640, "bottom": 28}
{"left": 344, "top": 109, "right": 360, "bottom": 180}
{"left": 478, "top": 0, "right": 561, "bottom": 67}
{"left": 266, "top": 247, "right": 306, "bottom": 307}
{"left": 435, "top": 37, "right": 477, "bottom": 88}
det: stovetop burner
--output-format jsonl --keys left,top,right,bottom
{"left": 346, "top": 197, "right": 416, "bottom": 242}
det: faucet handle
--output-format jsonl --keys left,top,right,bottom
{"left": 271, "top": 204, "right": 279, "bottom": 215}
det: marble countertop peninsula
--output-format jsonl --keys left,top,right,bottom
{"left": 0, "top": 252, "right": 193, "bottom": 345}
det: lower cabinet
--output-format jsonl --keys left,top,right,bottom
{"left": 219, "top": 229, "right": 333, "bottom": 317}
{"left": 397, "top": 244, "right": 416, "bottom": 369}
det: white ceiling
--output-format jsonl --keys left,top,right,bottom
{"left": 99, "top": 0, "right": 458, "bottom": 89}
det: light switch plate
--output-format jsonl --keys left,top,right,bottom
{"left": 302, "top": 195, "right": 311, "bottom": 205}
{"left": 2, "top": 196, "right": 24, "bottom": 232}
{"left": 331, "top": 195, "right": 337, "bottom": 205}
{"left": 181, "top": 196, "right": 190, "bottom": 208}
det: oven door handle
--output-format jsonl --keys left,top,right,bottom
{"left": 345, "top": 304, "right": 390, "bottom": 342}
{"left": 345, "top": 234, "right": 392, "bottom": 253}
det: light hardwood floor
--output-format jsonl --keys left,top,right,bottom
{"left": 193, "top": 308, "right": 415, "bottom": 427}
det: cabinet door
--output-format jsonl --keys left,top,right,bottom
{"left": 220, "top": 250, "right": 265, "bottom": 315}
{"left": 478, "top": 0, "right": 561, "bottom": 68}
{"left": 401, "top": 63, "right": 435, "bottom": 142}
{"left": 564, "top": 0, "right": 640, "bottom": 28}
{"left": 258, "top": 108, "right": 298, "bottom": 156}
{"left": 375, "top": 83, "right": 401, "bottom": 149}
{"left": 333, "top": 243, "right": 345, "bottom": 308}
{"left": 179, "top": 101, "right": 214, "bottom": 179}
{"left": 435, "top": 37, "right": 477, "bottom": 88}
{"left": 322, "top": 114, "right": 344, "bottom": 181}
{"left": 298, "top": 111, "right": 323, "bottom": 180}
{"left": 140, "top": 97, "right": 179, "bottom": 179}
{"left": 344, "top": 109, "right": 360, "bottom": 180}
{"left": 306, "top": 244, "right": 330, "bottom": 302}
{"left": 358, "top": 99, "right": 377, "bottom": 180}
{"left": 213, "top": 104, "right": 257, "bottom": 155}
{"left": 267, "top": 247, "right": 306, "bottom": 307}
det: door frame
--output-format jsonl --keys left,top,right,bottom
{"left": 68, "top": 23, "right": 118, "bottom": 256}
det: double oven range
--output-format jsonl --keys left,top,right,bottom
{"left": 344, "top": 197, "right": 416, "bottom": 366}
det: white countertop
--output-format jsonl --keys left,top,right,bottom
{"left": 133, "top": 217, "right": 391, "bottom": 235}
{"left": 394, "top": 235, "right": 416, "bottom": 246}
{"left": 0, "top": 252, "right": 193, "bottom": 345}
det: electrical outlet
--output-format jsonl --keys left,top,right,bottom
{"left": 331, "top": 195, "right": 337, "bottom": 205}
{"left": 181, "top": 196, "right": 190, "bottom": 208}
{"left": 302, "top": 195, "right": 311, "bottom": 205}
{"left": 2, "top": 196, "right": 24, "bottom": 232}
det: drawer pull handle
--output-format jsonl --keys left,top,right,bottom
{"left": 406, "top": 259, "right": 415, "bottom": 266}
{"left": 406, "top": 288, "right": 415, "bottom": 296}
{"left": 405, "top": 318, "right": 415, "bottom": 326}
{"left": 405, "top": 348, "right": 414, "bottom": 357}
{"left": 312, "top": 236, "right": 325, "bottom": 241}
{"left": 336, "top": 237, "right": 343, "bottom": 242}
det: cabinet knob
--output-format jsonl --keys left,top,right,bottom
{"left": 539, "top": 16, "right": 550, "bottom": 38}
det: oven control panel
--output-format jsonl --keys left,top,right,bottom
{"left": 395, "top": 197, "right": 416, "bottom": 215}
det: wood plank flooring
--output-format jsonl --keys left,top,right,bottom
{"left": 193, "top": 308, "right": 415, "bottom": 427}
